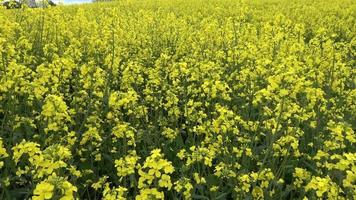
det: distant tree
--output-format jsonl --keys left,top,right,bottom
{"left": 1, "top": 0, "right": 57, "bottom": 8}
{"left": 1, "top": 0, "right": 22, "bottom": 8}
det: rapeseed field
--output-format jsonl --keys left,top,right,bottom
{"left": 0, "top": 0, "right": 355, "bottom": 199}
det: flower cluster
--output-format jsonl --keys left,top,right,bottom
{"left": 137, "top": 149, "right": 174, "bottom": 199}
{"left": 0, "top": 0, "right": 355, "bottom": 199}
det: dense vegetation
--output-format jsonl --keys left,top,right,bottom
{"left": 0, "top": 0, "right": 355, "bottom": 199}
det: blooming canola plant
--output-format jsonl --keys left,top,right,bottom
{"left": 0, "top": 0, "right": 355, "bottom": 199}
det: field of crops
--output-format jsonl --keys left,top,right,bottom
{"left": 0, "top": 0, "right": 355, "bottom": 199}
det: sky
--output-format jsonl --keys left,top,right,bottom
{"left": 62, "top": 0, "right": 92, "bottom": 4}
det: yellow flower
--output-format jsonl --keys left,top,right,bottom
{"left": 162, "top": 127, "right": 178, "bottom": 141}
{"left": 252, "top": 186, "right": 264, "bottom": 200}
{"left": 174, "top": 178, "right": 193, "bottom": 199}
{"left": 0, "top": 138, "right": 8, "bottom": 169}
{"left": 138, "top": 149, "right": 174, "bottom": 190}
{"left": 33, "top": 182, "right": 55, "bottom": 200}
{"left": 305, "top": 176, "right": 340, "bottom": 198}
{"left": 136, "top": 188, "right": 164, "bottom": 200}
{"left": 158, "top": 174, "right": 173, "bottom": 189}
{"left": 193, "top": 173, "right": 206, "bottom": 184}
{"left": 210, "top": 185, "right": 219, "bottom": 192}
{"left": 92, "top": 176, "right": 109, "bottom": 190}
{"left": 61, "top": 181, "right": 77, "bottom": 199}
{"left": 245, "top": 148, "right": 252, "bottom": 157}
{"left": 112, "top": 123, "right": 136, "bottom": 146}
{"left": 103, "top": 184, "right": 127, "bottom": 200}
{"left": 293, "top": 168, "right": 311, "bottom": 188}
{"left": 0, "top": 138, "right": 8, "bottom": 158}
{"left": 343, "top": 166, "right": 356, "bottom": 189}
{"left": 41, "top": 94, "right": 71, "bottom": 133}
{"left": 115, "top": 150, "right": 140, "bottom": 177}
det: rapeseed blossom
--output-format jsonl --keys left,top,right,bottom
{"left": 0, "top": 138, "right": 8, "bottom": 169}
{"left": 0, "top": 0, "right": 354, "bottom": 199}
{"left": 33, "top": 181, "right": 55, "bottom": 200}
